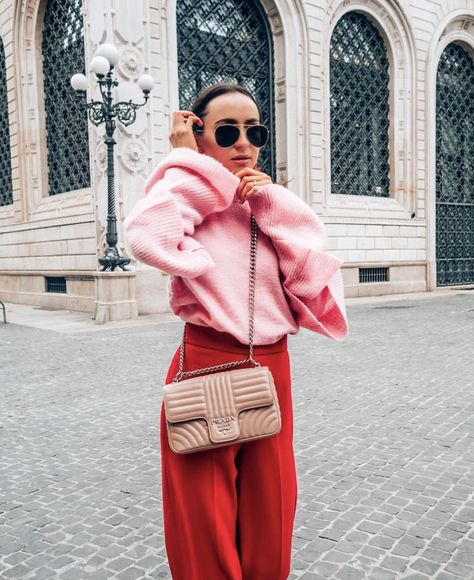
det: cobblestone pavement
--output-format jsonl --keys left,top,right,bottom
{"left": 0, "top": 293, "right": 473, "bottom": 580}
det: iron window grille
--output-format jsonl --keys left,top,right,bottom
{"left": 42, "top": 0, "right": 90, "bottom": 196}
{"left": 359, "top": 267, "right": 389, "bottom": 283}
{"left": 436, "top": 43, "right": 474, "bottom": 286}
{"left": 330, "top": 12, "right": 390, "bottom": 197}
{"left": 45, "top": 276, "right": 67, "bottom": 293}
{"left": 0, "top": 37, "right": 13, "bottom": 207}
{"left": 176, "top": 0, "right": 276, "bottom": 180}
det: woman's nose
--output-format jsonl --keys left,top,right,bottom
{"left": 234, "top": 126, "right": 251, "bottom": 148}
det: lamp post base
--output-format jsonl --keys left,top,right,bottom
{"left": 93, "top": 271, "right": 138, "bottom": 324}
{"left": 98, "top": 247, "right": 131, "bottom": 272}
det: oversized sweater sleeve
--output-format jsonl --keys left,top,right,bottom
{"left": 248, "top": 184, "right": 348, "bottom": 341}
{"left": 123, "top": 148, "right": 240, "bottom": 278}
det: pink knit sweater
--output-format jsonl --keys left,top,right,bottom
{"left": 124, "top": 148, "right": 348, "bottom": 345}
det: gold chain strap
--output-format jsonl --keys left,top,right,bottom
{"left": 172, "top": 215, "right": 260, "bottom": 383}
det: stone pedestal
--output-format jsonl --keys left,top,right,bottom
{"left": 94, "top": 272, "right": 138, "bottom": 324}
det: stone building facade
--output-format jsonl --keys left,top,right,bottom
{"left": 0, "top": 0, "right": 473, "bottom": 320}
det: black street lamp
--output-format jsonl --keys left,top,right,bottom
{"left": 71, "top": 43, "right": 154, "bottom": 271}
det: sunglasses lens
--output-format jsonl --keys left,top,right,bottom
{"left": 215, "top": 125, "right": 240, "bottom": 147}
{"left": 247, "top": 125, "right": 269, "bottom": 148}
{"left": 214, "top": 124, "right": 269, "bottom": 148}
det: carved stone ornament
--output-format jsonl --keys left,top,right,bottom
{"left": 276, "top": 82, "right": 286, "bottom": 102}
{"left": 117, "top": 47, "right": 143, "bottom": 79}
{"left": 277, "top": 164, "right": 288, "bottom": 186}
{"left": 96, "top": 142, "right": 108, "bottom": 172}
{"left": 120, "top": 140, "right": 147, "bottom": 172}
{"left": 98, "top": 228, "right": 107, "bottom": 252}
{"left": 272, "top": 16, "right": 282, "bottom": 33}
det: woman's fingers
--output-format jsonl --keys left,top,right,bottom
{"left": 236, "top": 175, "right": 254, "bottom": 199}
{"left": 239, "top": 182, "right": 258, "bottom": 203}
{"left": 169, "top": 111, "right": 203, "bottom": 150}
{"left": 238, "top": 175, "right": 272, "bottom": 203}
{"left": 233, "top": 167, "right": 261, "bottom": 179}
{"left": 172, "top": 110, "right": 203, "bottom": 127}
{"left": 236, "top": 172, "right": 272, "bottom": 201}
{"left": 239, "top": 180, "right": 262, "bottom": 202}
{"left": 235, "top": 172, "right": 261, "bottom": 195}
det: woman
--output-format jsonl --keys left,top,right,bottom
{"left": 124, "top": 82, "right": 348, "bottom": 579}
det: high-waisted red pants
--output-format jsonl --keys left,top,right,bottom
{"left": 160, "top": 323, "right": 298, "bottom": 580}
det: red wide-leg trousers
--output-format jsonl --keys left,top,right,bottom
{"left": 160, "top": 323, "right": 298, "bottom": 580}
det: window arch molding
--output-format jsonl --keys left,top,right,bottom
{"left": 425, "top": 11, "right": 474, "bottom": 291}
{"left": 321, "top": 0, "right": 416, "bottom": 219}
{"left": 162, "top": 0, "right": 311, "bottom": 201}
{"left": 14, "top": 0, "right": 93, "bottom": 221}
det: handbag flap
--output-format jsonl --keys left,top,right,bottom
{"left": 163, "top": 366, "right": 274, "bottom": 427}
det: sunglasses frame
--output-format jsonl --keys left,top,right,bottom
{"left": 194, "top": 123, "right": 269, "bottom": 149}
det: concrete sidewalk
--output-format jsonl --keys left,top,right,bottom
{"left": 0, "top": 302, "right": 178, "bottom": 333}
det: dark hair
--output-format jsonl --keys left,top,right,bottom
{"left": 191, "top": 82, "right": 261, "bottom": 120}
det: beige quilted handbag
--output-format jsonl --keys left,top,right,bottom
{"left": 163, "top": 216, "right": 282, "bottom": 454}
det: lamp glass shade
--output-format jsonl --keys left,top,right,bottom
{"left": 95, "top": 43, "right": 119, "bottom": 66}
{"left": 91, "top": 56, "right": 110, "bottom": 76}
{"left": 70, "top": 73, "right": 88, "bottom": 91}
{"left": 138, "top": 74, "right": 154, "bottom": 92}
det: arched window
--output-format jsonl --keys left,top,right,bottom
{"left": 0, "top": 36, "right": 13, "bottom": 207}
{"left": 176, "top": 0, "right": 275, "bottom": 178}
{"left": 42, "top": 0, "right": 90, "bottom": 196}
{"left": 330, "top": 12, "right": 390, "bottom": 196}
{"left": 436, "top": 42, "right": 474, "bottom": 286}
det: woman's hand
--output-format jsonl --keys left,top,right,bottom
{"left": 234, "top": 167, "right": 273, "bottom": 204}
{"left": 169, "top": 111, "right": 203, "bottom": 151}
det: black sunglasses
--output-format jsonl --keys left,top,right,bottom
{"left": 194, "top": 124, "right": 269, "bottom": 148}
